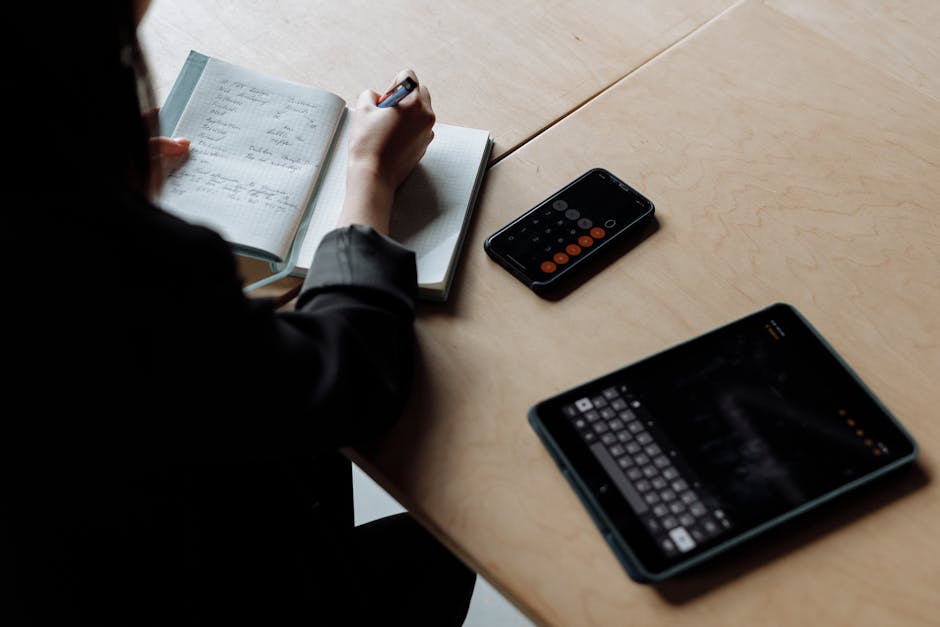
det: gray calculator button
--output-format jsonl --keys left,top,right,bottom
{"left": 702, "top": 519, "right": 720, "bottom": 535}
{"left": 661, "top": 490, "right": 676, "bottom": 502}
{"left": 601, "top": 433, "right": 617, "bottom": 445}
{"left": 591, "top": 396, "right": 607, "bottom": 407}
{"left": 672, "top": 479, "right": 688, "bottom": 492}
{"left": 618, "top": 409, "right": 637, "bottom": 421}
{"left": 625, "top": 442, "right": 642, "bottom": 455}
{"left": 680, "top": 491, "right": 698, "bottom": 505}
{"left": 611, "top": 399, "right": 627, "bottom": 410}
{"left": 690, "top": 502, "right": 707, "bottom": 517}
{"left": 651, "top": 477, "right": 667, "bottom": 490}
{"left": 584, "top": 410, "right": 600, "bottom": 423}
{"left": 653, "top": 455, "right": 671, "bottom": 468}
{"left": 617, "top": 455, "right": 634, "bottom": 469}
{"left": 662, "top": 516, "right": 679, "bottom": 531}
{"left": 565, "top": 208, "right": 581, "bottom": 220}
{"left": 574, "top": 397, "right": 593, "bottom": 412}
{"left": 626, "top": 468, "right": 643, "bottom": 481}
{"left": 552, "top": 199, "right": 568, "bottom": 211}
{"left": 645, "top": 444, "right": 662, "bottom": 456}
{"left": 636, "top": 432, "right": 653, "bottom": 445}
{"left": 577, "top": 218, "right": 593, "bottom": 229}
{"left": 562, "top": 405, "right": 578, "bottom": 418}
{"left": 616, "top": 431, "right": 632, "bottom": 443}
{"left": 679, "top": 514, "right": 696, "bottom": 527}
{"left": 600, "top": 408, "right": 616, "bottom": 419}
{"left": 644, "top": 492, "right": 661, "bottom": 505}
{"left": 635, "top": 479, "right": 651, "bottom": 492}
{"left": 592, "top": 422, "right": 609, "bottom": 434}
{"left": 608, "top": 419, "right": 624, "bottom": 431}
{"left": 662, "top": 467, "right": 679, "bottom": 480}
{"left": 627, "top": 421, "right": 644, "bottom": 434}
{"left": 634, "top": 453, "right": 650, "bottom": 466}
{"left": 669, "top": 501, "right": 685, "bottom": 515}
{"left": 661, "top": 538, "right": 677, "bottom": 556}
{"left": 602, "top": 387, "right": 618, "bottom": 400}
{"left": 609, "top": 444, "right": 625, "bottom": 457}
{"left": 652, "top": 504, "right": 669, "bottom": 517}
{"left": 574, "top": 418, "right": 587, "bottom": 430}
{"left": 642, "top": 465, "right": 658, "bottom": 478}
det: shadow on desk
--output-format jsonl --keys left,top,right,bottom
{"left": 654, "top": 461, "right": 930, "bottom": 605}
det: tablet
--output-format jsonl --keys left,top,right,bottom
{"left": 529, "top": 303, "right": 918, "bottom": 582}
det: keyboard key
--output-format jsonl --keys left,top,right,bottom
{"left": 625, "top": 442, "right": 642, "bottom": 455}
{"left": 634, "top": 453, "right": 650, "bottom": 466}
{"left": 592, "top": 422, "right": 609, "bottom": 434}
{"left": 679, "top": 514, "right": 695, "bottom": 527}
{"left": 644, "top": 492, "right": 661, "bottom": 505}
{"left": 616, "top": 431, "right": 632, "bottom": 443}
{"left": 668, "top": 527, "right": 697, "bottom": 552}
{"left": 600, "top": 408, "right": 616, "bottom": 420}
{"left": 662, "top": 516, "right": 679, "bottom": 530}
{"left": 601, "top": 433, "right": 617, "bottom": 445}
{"left": 642, "top": 465, "right": 658, "bottom": 478}
{"left": 671, "top": 479, "right": 688, "bottom": 492}
{"left": 611, "top": 398, "right": 627, "bottom": 410}
{"left": 680, "top": 491, "right": 698, "bottom": 505}
{"left": 661, "top": 490, "right": 676, "bottom": 502}
{"left": 602, "top": 387, "right": 619, "bottom": 400}
{"left": 608, "top": 419, "right": 624, "bottom": 431}
{"left": 669, "top": 501, "right": 685, "bottom": 515}
{"left": 617, "top": 455, "right": 634, "bottom": 469}
{"left": 652, "top": 504, "right": 669, "bottom": 517}
{"left": 609, "top": 444, "right": 625, "bottom": 457}
{"left": 626, "top": 467, "right": 643, "bottom": 481}
{"left": 690, "top": 502, "right": 707, "bottom": 517}
{"left": 645, "top": 444, "right": 662, "bottom": 456}
{"left": 618, "top": 409, "right": 637, "bottom": 421}
{"left": 584, "top": 432, "right": 596, "bottom": 443}
{"left": 584, "top": 410, "right": 600, "bottom": 423}
{"left": 636, "top": 432, "right": 653, "bottom": 445}
{"left": 591, "top": 396, "right": 607, "bottom": 407}
{"left": 574, "top": 418, "right": 587, "bottom": 430}
{"left": 653, "top": 455, "right": 671, "bottom": 469}
{"left": 575, "top": 397, "right": 593, "bottom": 412}
{"left": 635, "top": 479, "right": 651, "bottom": 492}
{"left": 651, "top": 477, "right": 667, "bottom": 490}
{"left": 663, "top": 467, "right": 679, "bottom": 480}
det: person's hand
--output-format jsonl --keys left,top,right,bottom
{"left": 337, "top": 69, "right": 435, "bottom": 234}
{"left": 147, "top": 136, "right": 190, "bottom": 195}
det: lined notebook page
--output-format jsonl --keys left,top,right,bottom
{"left": 296, "top": 121, "right": 491, "bottom": 287}
{"left": 159, "top": 58, "right": 346, "bottom": 261}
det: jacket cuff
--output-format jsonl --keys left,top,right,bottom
{"left": 296, "top": 225, "right": 417, "bottom": 313}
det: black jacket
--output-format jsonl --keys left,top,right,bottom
{"left": 5, "top": 190, "right": 418, "bottom": 624}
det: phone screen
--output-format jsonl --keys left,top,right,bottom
{"left": 485, "top": 169, "right": 653, "bottom": 288}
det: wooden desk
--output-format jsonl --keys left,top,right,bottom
{"left": 350, "top": 1, "right": 940, "bottom": 625}
{"left": 139, "top": 0, "right": 734, "bottom": 160}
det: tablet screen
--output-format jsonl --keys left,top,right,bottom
{"left": 533, "top": 304, "right": 917, "bottom": 579}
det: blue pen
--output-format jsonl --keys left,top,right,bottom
{"left": 377, "top": 76, "right": 418, "bottom": 108}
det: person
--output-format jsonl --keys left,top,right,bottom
{"left": 5, "top": 1, "right": 475, "bottom": 625}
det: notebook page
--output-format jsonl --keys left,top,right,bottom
{"left": 158, "top": 57, "right": 346, "bottom": 260}
{"left": 295, "top": 122, "right": 491, "bottom": 287}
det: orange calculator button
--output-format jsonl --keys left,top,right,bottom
{"left": 566, "top": 244, "right": 582, "bottom": 256}
{"left": 590, "top": 227, "right": 606, "bottom": 239}
{"left": 578, "top": 235, "right": 594, "bottom": 248}
{"left": 553, "top": 252, "right": 570, "bottom": 265}
{"left": 540, "top": 261, "right": 557, "bottom": 274}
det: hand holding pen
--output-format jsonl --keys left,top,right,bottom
{"left": 335, "top": 69, "right": 436, "bottom": 234}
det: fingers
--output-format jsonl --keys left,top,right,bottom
{"left": 150, "top": 136, "right": 190, "bottom": 157}
{"left": 385, "top": 68, "right": 418, "bottom": 93}
{"left": 358, "top": 89, "right": 381, "bottom": 108}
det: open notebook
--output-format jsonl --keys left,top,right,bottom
{"left": 158, "top": 52, "right": 492, "bottom": 300}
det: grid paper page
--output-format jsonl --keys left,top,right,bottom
{"left": 159, "top": 58, "right": 345, "bottom": 260}
{"left": 296, "top": 121, "right": 490, "bottom": 287}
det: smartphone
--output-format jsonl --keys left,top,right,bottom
{"left": 484, "top": 168, "right": 655, "bottom": 295}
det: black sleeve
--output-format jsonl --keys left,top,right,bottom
{"left": 115, "top": 209, "right": 419, "bottom": 462}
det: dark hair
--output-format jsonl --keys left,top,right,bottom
{"left": 16, "top": 2, "right": 155, "bottom": 196}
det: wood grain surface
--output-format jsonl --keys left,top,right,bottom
{"left": 351, "top": 1, "right": 940, "bottom": 625}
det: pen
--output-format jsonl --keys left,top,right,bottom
{"left": 377, "top": 76, "right": 418, "bottom": 108}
